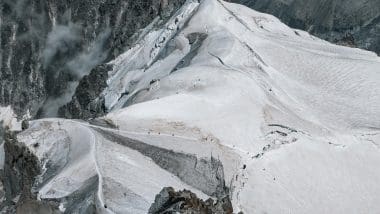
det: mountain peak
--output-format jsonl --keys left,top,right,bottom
{"left": 1, "top": 0, "right": 380, "bottom": 213}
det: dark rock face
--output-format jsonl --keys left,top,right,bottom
{"left": 1, "top": 0, "right": 187, "bottom": 118}
{"left": 0, "top": 0, "right": 48, "bottom": 118}
{"left": 1, "top": 129, "right": 44, "bottom": 212}
{"left": 60, "top": 1, "right": 192, "bottom": 119}
{"left": 235, "top": 0, "right": 380, "bottom": 55}
{"left": 0, "top": 128, "right": 99, "bottom": 213}
{"left": 58, "top": 64, "right": 112, "bottom": 119}
{"left": 149, "top": 187, "right": 233, "bottom": 214}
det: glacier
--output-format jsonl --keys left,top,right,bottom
{"left": 1, "top": 0, "right": 380, "bottom": 213}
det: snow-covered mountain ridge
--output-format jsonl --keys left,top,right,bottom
{"left": 2, "top": 0, "right": 380, "bottom": 213}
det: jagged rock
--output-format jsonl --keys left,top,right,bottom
{"left": 0, "top": 116, "right": 233, "bottom": 213}
{"left": 1, "top": 128, "right": 54, "bottom": 212}
{"left": 58, "top": 64, "right": 112, "bottom": 119}
{"left": 234, "top": 0, "right": 380, "bottom": 55}
{"left": 59, "top": 0, "right": 194, "bottom": 119}
{"left": 149, "top": 187, "right": 233, "bottom": 214}
{"left": 0, "top": 125, "right": 99, "bottom": 213}
{"left": 1, "top": 0, "right": 187, "bottom": 118}
{"left": 21, "top": 120, "right": 29, "bottom": 131}
{"left": 1, "top": 0, "right": 380, "bottom": 213}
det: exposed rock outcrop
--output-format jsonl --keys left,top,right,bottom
{"left": 0, "top": 118, "right": 233, "bottom": 213}
{"left": 58, "top": 64, "right": 112, "bottom": 119}
{"left": 0, "top": 125, "right": 99, "bottom": 213}
{"left": 149, "top": 187, "right": 233, "bottom": 214}
{"left": 1, "top": 128, "right": 45, "bottom": 212}
{"left": 1, "top": 0, "right": 187, "bottom": 118}
{"left": 59, "top": 0, "right": 198, "bottom": 119}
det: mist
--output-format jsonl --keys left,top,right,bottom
{"left": 66, "top": 28, "right": 111, "bottom": 78}
{"left": 2, "top": 0, "right": 112, "bottom": 118}
{"left": 41, "top": 81, "right": 79, "bottom": 118}
{"left": 42, "top": 22, "right": 81, "bottom": 68}
{"left": 41, "top": 26, "right": 111, "bottom": 118}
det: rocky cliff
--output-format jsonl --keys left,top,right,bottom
{"left": 149, "top": 187, "right": 233, "bottom": 214}
{"left": 2, "top": 0, "right": 379, "bottom": 119}
{"left": 1, "top": 0, "right": 380, "bottom": 213}
{"left": 0, "top": 0, "right": 186, "bottom": 118}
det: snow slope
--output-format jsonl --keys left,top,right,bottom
{"left": 12, "top": 0, "right": 380, "bottom": 213}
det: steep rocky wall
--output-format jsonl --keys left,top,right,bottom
{"left": 0, "top": 0, "right": 186, "bottom": 118}
{"left": 1, "top": 129, "right": 43, "bottom": 213}
{"left": 59, "top": 0, "right": 196, "bottom": 119}
{"left": 234, "top": 0, "right": 380, "bottom": 55}
{"left": 58, "top": 64, "right": 112, "bottom": 119}
{"left": 149, "top": 187, "right": 233, "bottom": 214}
{"left": 0, "top": 127, "right": 100, "bottom": 213}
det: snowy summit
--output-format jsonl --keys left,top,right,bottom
{"left": 1, "top": 0, "right": 380, "bottom": 213}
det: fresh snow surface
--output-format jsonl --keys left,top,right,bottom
{"left": 0, "top": 106, "right": 21, "bottom": 131}
{"left": 15, "top": 0, "right": 380, "bottom": 213}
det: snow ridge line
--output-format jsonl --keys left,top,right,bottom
{"left": 78, "top": 122, "right": 115, "bottom": 214}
